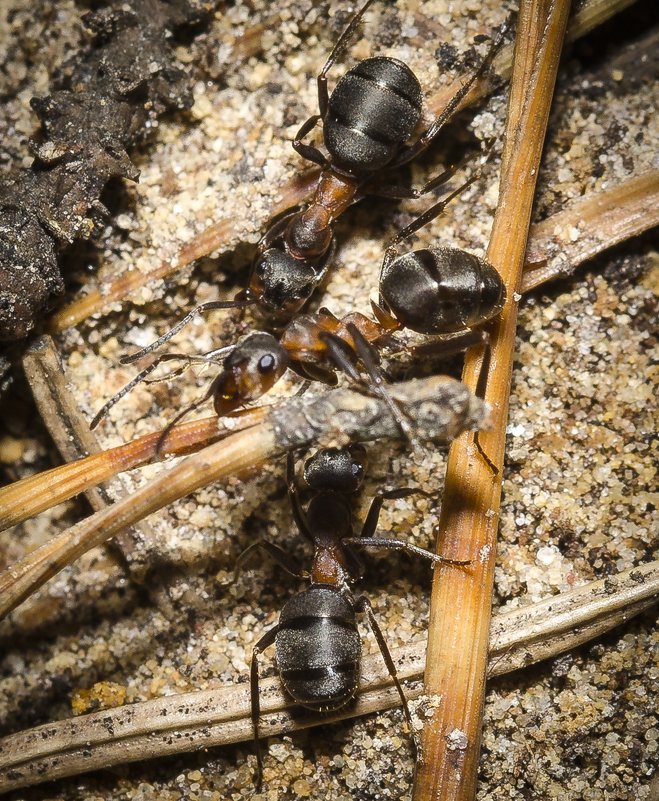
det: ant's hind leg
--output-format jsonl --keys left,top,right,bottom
{"left": 389, "top": 17, "right": 511, "bottom": 168}
{"left": 472, "top": 332, "right": 499, "bottom": 475}
{"left": 355, "top": 595, "right": 419, "bottom": 755}
{"left": 251, "top": 625, "right": 280, "bottom": 791}
{"left": 317, "top": 0, "right": 378, "bottom": 114}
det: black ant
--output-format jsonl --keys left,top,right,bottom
{"left": 91, "top": 170, "right": 505, "bottom": 453}
{"left": 119, "top": 0, "right": 509, "bottom": 362}
{"left": 237, "top": 445, "right": 470, "bottom": 788}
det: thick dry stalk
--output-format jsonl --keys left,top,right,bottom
{"left": 413, "top": 3, "right": 571, "bottom": 801}
{"left": 0, "top": 560, "right": 655, "bottom": 794}
{"left": 45, "top": 0, "right": 636, "bottom": 334}
{"left": 0, "top": 376, "right": 485, "bottom": 621}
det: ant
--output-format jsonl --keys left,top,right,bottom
{"left": 119, "top": 0, "right": 509, "bottom": 362}
{"left": 237, "top": 444, "right": 471, "bottom": 788}
{"left": 91, "top": 169, "right": 505, "bottom": 450}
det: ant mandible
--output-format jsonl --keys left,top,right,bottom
{"left": 237, "top": 445, "right": 470, "bottom": 788}
{"left": 120, "top": 0, "right": 509, "bottom": 363}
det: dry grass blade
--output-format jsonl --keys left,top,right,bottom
{"left": 0, "top": 375, "right": 485, "bottom": 621}
{"left": 413, "top": 2, "right": 572, "bottom": 800}
{"left": 523, "top": 167, "right": 659, "bottom": 292}
{"left": 0, "top": 413, "right": 258, "bottom": 531}
{"left": 44, "top": 0, "right": 637, "bottom": 334}
{"left": 1, "top": 560, "right": 655, "bottom": 794}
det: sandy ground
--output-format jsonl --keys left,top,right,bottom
{"left": 0, "top": 0, "right": 657, "bottom": 799}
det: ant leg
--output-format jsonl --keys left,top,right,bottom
{"left": 389, "top": 18, "right": 510, "bottom": 168}
{"left": 408, "top": 328, "right": 487, "bottom": 361}
{"left": 251, "top": 625, "right": 280, "bottom": 791}
{"left": 472, "top": 331, "right": 499, "bottom": 475}
{"left": 153, "top": 377, "right": 219, "bottom": 455}
{"left": 380, "top": 143, "right": 496, "bottom": 268}
{"left": 319, "top": 331, "right": 362, "bottom": 381}
{"left": 345, "top": 323, "right": 419, "bottom": 448}
{"left": 343, "top": 488, "right": 472, "bottom": 565}
{"left": 317, "top": 0, "right": 378, "bottom": 115}
{"left": 292, "top": 0, "right": 389, "bottom": 171}
{"left": 344, "top": 534, "right": 471, "bottom": 566}
{"left": 321, "top": 328, "right": 406, "bottom": 435}
{"left": 360, "top": 488, "right": 428, "bottom": 539}
{"left": 382, "top": 174, "right": 481, "bottom": 270}
{"left": 292, "top": 114, "right": 329, "bottom": 168}
{"left": 234, "top": 539, "right": 306, "bottom": 581}
{"left": 121, "top": 301, "right": 251, "bottom": 364}
{"left": 286, "top": 450, "right": 314, "bottom": 543}
{"left": 354, "top": 594, "right": 418, "bottom": 756}
{"left": 366, "top": 157, "right": 463, "bottom": 201}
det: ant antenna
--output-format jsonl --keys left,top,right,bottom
{"left": 90, "top": 346, "right": 232, "bottom": 430}
{"left": 121, "top": 299, "right": 254, "bottom": 364}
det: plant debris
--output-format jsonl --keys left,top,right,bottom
{"left": 0, "top": 0, "right": 217, "bottom": 342}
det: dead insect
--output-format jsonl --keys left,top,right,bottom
{"left": 238, "top": 445, "right": 470, "bottom": 787}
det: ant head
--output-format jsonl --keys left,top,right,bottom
{"left": 212, "top": 331, "right": 289, "bottom": 416}
{"left": 379, "top": 247, "right": 505, "bottom": 335}
{"left": 249, "top": 249, "right": 318, "bottom": 315}
{"left": 303, "top": 444, "right": 367, "bottom": 493}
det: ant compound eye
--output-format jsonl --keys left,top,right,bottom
{"left": 257, "top": 353, "right": 277, "bottom": 373}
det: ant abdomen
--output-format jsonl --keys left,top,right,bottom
{"left": 379, "top": 246, "right": 506, "bottom": 335}
{"left": 325, "top": 57, "right": 423, "bottom": 172}
{"left": 275, "top": 586, "right": 361, "bottom": 710}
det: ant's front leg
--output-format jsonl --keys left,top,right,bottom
{"left": 345, "top": 488, "right": 472, "bottom": 566}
